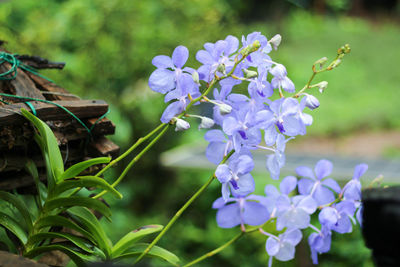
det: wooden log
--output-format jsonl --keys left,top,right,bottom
{"left": 0, "top": 100, "right": 109, "bottom": 126}
{"left": 27, "top": 73, "right": 78, "bottom": 101}
{"left": 0, "top": 63, "right": 45, "bottom": 100}
{"left": 16, "top": 54, "right": 65, "bottom": 69}
{"left": 88, "top": 136, "right": 120, "bottom": 158}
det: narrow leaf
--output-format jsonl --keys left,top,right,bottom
{"left": 68, "top": 207, "right": 111, "bottom": 258}
{"left": 0, "top": 191, "right": 32, "bottom": 233}
{"left": 24, "top": 159, "right": 43, "bottom": 209}
{"left": 35, "top": 215, "right": 95, "bottom": 243}
{"left": 29, "top": 232, "right": 94, "bottom": 253}
{"left": 111, "top": 225, "right": 163, "bottom": 257}
{"left": 34, "top": 134, "right": 55, "bottom": 190}
{"left": 60, "top": 157, "right": 111, "bottom": 180}
{"left": 24, "top": 244, "right": 95, "bottom": 267}
{"left": 43, "top": 196, "right": 111, "bottom": 218}
{"left": 113, "top": 243, "right": 180, "bottom": 266}
{"left": 21, "top": 108, "right": 64, "bottom": 181}
{"left": 51, "top": 176, "right": 122, "bottom": 199}
{"left": 0, "top": 211, "right": 28, "bottom": 245}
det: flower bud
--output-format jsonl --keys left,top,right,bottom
{"left": 315, "top": 81, "right": 328, "bottom": 93}
{"left": 216, "top": 63, "right": 226, "bottom": 74}
{"left": 327, "top": 59, "right": 341, "bottom": 70}
{"left": 219, "top": 103, "right": 232, "bottom": 115}
{"left": 313, "top": 57, "right": 328, "bottom": 70}
{"left": 174, "top": 118, "right": 190, "bottom": 131}
{"left": 192, "top": 71, "right": 200, "bottom": 85}
{"left": 199, "top": 116, "right": 215, "bottom": 129}
{"left": 242, "top": 68, "right": 258, "bottom": 78}
{"left": 249, "top": 40, "right": 261, "bottom": 53}
{"left": 269, "top": 34, "right": 282, "bottom": 50}
{"left": 304, "top": 94, "right": 320, "bottom": 110}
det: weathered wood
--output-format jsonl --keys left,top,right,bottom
{"left": 88, "top": 136, "right": 120, "bottom": 158}
{"left": 0, "top": 100, "right": 109, "bottom": 126}
{"left": 0, "top": 251, "right": 49, "bottom": 267}
{"left": 0, "top": 63, "right": 45, "bottom": 100}
{"left": 16, "top": 54, "right": 65, "bottom": 69}
{"left": 27, "top": 73, "right": 78, "bottom": 101}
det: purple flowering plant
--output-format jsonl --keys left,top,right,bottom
{"left": 123, "top": 32, "right": 363, "bottom": 266}
{"left": 0, "top": 32, "right": 371, "bottom": 267}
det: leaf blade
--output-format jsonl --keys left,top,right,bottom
{"left": 51, "top": 176, "right": 122, "bottom": 199}
{"left": 60, "top": 157, "right": 111, "bottom": 180}
{"left": 28, "top": 232, "right": 94, "bottom": 253}
{"left": 113, "top": 243, "right": 180, "bottom": 266}
{"left": 0, "top": 211, "right": 28, "bottom": 245}
{"left": 111, "top": 225, "right": 163, "bottom": 257}
{"left": 0, "top": 191, "right": 33, "bottom": 233}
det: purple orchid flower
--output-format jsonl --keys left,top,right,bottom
{"left": 342, "top": 163, "right": 368, "bottom": 201}
{"left": 196, "top": 35, "right": 239, "bottom": 82}
{"left": 262, "top": 228, "right": 302, "bottom": 267}
{"left": 270, "top": 64, "right": 295, "bottom": 93}
{"left": 308, "top": 226, "right": 332, "bottom": 264}
{"left": 266, "top": 134, "right": 290, "bottom": 180}
{"left": 212, "top": 194, "right": 270, "bottom": 229}
{"left": 296, "top": 159, "right": 341, "bottom": 205}
{"left": 275, "top": 194, "right": 317, "bottom": 230}
{"left": 319, "top": 200, "right": 356, "bottom": 233}
{"left": 215, "top": 154, "right": 255, "bottom": 201}
{"left": 204, "top": 129, "right": 233, "bottom": 165}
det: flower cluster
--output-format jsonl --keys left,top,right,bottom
{"left": 149, "top": 32, "right": 355, "bottom": 266}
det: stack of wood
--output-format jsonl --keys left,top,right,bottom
{"left": 0, "top": 47, "right": 119, "bottom": 191}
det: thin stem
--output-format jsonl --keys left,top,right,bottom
{"left": 183, "top": 233, "right": 244, "bottom": 267}
{"left": 96, "top": 123, "right": 167, "bottom": 177}
{"left": 183, "top": 227, "right": 259, "bottom": 267}
{"left": 68, "top": 123, "right": 167, "bottom": 196}
{"left": 92, "top": 124, "right": 171, "bottom": 199}
{"left": 134, "top": 150, "right": 235, "bottom": 264}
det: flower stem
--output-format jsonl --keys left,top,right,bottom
{"left": 134, "top": 150, "right": 235, "bottom": 264}
{"left": 183, "top": 227, "right": 259, "bottom": 267}
{"left": 92, "top": 124, "right": 171, "bottom": 199}
{"left": 95, "top": 123, "right": 167, "bottom": 177}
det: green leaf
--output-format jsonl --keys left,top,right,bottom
{"left": 60, "top": 157, "right": 111, "bottom": 180}
{"left": 34, "top": 134, "right": 55, "bottom": 190}
{"left": 43, "top": 196, "right": 111, "bottom": 219}
{"left": 0, "top": 211, "right": 28, "bottom": 245}
{"left": 111, "top": 225, "right": 163, "bottom": 257}
{"left": 35, "top": 215, "right": 95, "bottom": 243}
{"left": 113, "top": 243, "right": 180, "bottom": 266}
{"left": 68, "top": 207, "right": 111, "bottom": 258}
{"left": 28, "top": 232, "right": 94, "bottom": 253}
{"left": 24, "top": 244, "right": 95, "bottom": 267}
{"left": 24, "top": 159, "right": 43, "bottom": 209}
{"left": 0, "top": 191, "right": 33, "bottom": 233}
{"left": 21, "top": 108, "right": 64, "bottom": 181}
{"left": 51, "top": 176, "right": 122, "bottom": 199}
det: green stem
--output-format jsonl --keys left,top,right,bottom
{"left": 68, "top": 123, "right": 166, "bottom": 197}
{"left": 134, "top": 150, "right": 235, "bottom": 264}
{"left": 92, "top": 124, "right": 171, "bottom": 199}
{"left": 183, "top": 227, "right": 259, "bottom": 267}
{"left": 96, "top": 123, "right": 167, "bottom": 177}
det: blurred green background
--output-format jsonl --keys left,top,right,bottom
{"left": 1, "top": 0, "right": 399, "bottom": 266}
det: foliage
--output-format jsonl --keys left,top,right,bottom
{"left": 0, "top": 109, "right": 178, "bottom": 266}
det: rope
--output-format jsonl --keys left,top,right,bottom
{"left": 0, "top": 51, "right": 110, "bottom": 139}
{"left": 0, "top": 51, "right": 55, "bottom": 83}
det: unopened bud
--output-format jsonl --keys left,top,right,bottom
{"left": 216, "top": 63, "right": 226, "bottom": 74}
{"left": 269, "top": 34, "right": 282, "bottom": 50}
{"left": 175, "top": 118, "right": 190, "bottom": 131}
{"left": 242, "top": 68, "right": 258, "bottom": 78}
{"left": 249, "top": 40, "right": 261, "bottom": 53}
{"left": 192, "top": 71, "right": 200, "bottom": 85}
{"left": 199, "top": 116, "right": 215, "bottom": 129}
{"left": 313, "top": 57, "right": 328, "bottom": 70}
{"left": 219, "top": 103, "right": 232, "bottom": 115}
{"left": 327, "top": 59, "right": 341, "bottom": 70}
{"left": 304, "top": 94, "right": 320, "bottom": 110}
{"left": 315, "top": 81, "right": 328, "bottom": 93}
